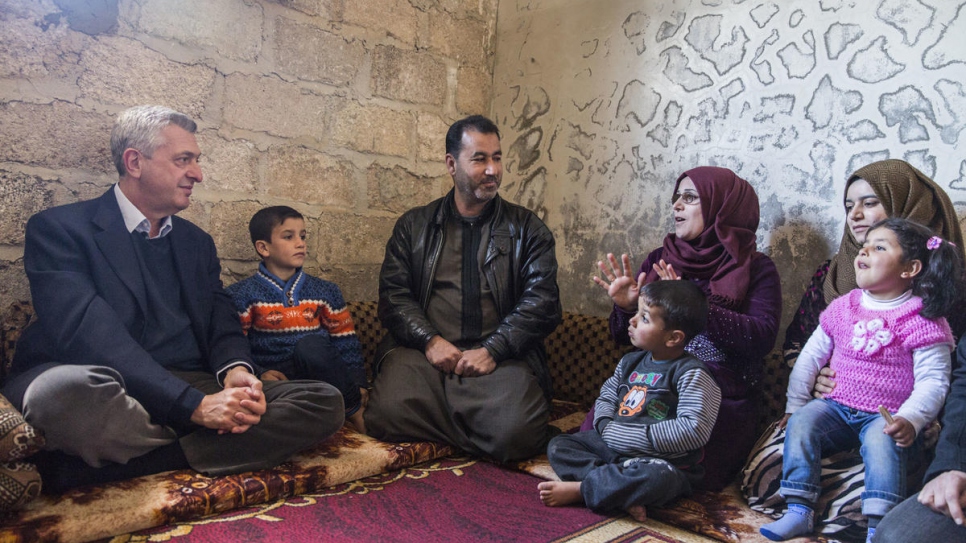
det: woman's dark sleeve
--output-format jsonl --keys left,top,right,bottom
{"left": 703, "top": 254, "right": 782, "bottom": 370}
{"left": 781, "top": 261, "right": 831, "bottom": 366}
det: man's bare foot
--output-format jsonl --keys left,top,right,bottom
{"left": 538, "top": 481, "right": 583, "bottom": 507}
{"left": 627, "top": 504, "right": 647, "bottom": 522}
{"left": 347, "top": 409, "right": 366, "bottom": 434}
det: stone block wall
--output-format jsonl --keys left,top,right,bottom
{"left": 491, "top": 0, "right": 966, "bottom": 336}
{"left": 9, "top": 0, "right": 964, "bottom": 341}
{"left": 0, "top": 0, "right": 497, "bottom": 310}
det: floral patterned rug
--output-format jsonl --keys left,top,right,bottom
{"left": 113, "top": 457, "right": 711, "bottom": 543}
{"left": 0, "top": 402, "right": 834, "bottom": 543}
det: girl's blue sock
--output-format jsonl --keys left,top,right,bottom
{"left": 760, "top": 503, "right": 815, "bottom": 541}
{"left": 866, "top": 513, "right": 881, "bottom": 543}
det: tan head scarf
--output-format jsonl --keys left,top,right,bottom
{"left": 824, "top": 159, "right": 964, "bottom": 304}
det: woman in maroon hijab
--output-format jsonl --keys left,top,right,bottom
{"left": 594, "top": 166, "right": 782, "bottom": 490}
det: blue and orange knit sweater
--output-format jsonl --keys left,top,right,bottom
{"left": 226, "top": 264, "right": 366, "bottom": 389}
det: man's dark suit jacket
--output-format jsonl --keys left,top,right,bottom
{"left": 6, "top": 188, "right": 254, "bottom": 428}
{"left": 927, "top": 335, "right": 966, "bottom": 481}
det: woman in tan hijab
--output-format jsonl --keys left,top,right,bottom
{"left": 742, "top": 159, "right": 965, "bottom": 540}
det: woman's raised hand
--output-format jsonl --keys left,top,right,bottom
{"left": 652, "top": 259, "right": 681, "bottom": 281}
{"left": 593, "top": 253, "right": 643, "bottom": 311}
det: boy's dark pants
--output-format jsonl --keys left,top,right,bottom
{"left": 548, "top": 430, "right": 699, "bottom": 513}
{"left": 293, "top": 335, "right": 362, "bottom": 415}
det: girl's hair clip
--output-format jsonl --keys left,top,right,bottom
{"left": 927, "top": 236, "right": 943, "bottom": 250}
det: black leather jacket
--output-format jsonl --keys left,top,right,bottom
{"left": 377, "top": 190, "right": 562, "bottom": 397}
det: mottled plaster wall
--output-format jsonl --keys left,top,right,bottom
{"left": 0, "top": 0, "right": 497, "bottom": 311}
{"left": 491, "top": 0, "right": 966, "bottom": 338}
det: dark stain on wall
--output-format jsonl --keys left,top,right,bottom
{"left": 509, "top": 127, "right": 543, "bottom": 172}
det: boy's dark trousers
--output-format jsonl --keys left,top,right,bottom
{"left": 547, "top": 429, "right": 700, "bottom": 513}
{"left": 292, "top": 334, "right": 362, "bottom": 415}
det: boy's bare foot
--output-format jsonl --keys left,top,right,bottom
{"left": 347, "top": 409, "right": 366, "bottom": 434}
{"left": 627, "top": 504, "right": 647, "bottom": 522}
{"left": 538, "top": 481, "right": 583, "bottom": 507}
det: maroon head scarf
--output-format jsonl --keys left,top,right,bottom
{"left": 647, "top": 166, "right": 760, "bottom": 309}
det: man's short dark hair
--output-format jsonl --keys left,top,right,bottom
{"left": 445, "top": 115, "right": 501, "bottom": 158}
{"left": 249, "top": 206, "right": 304, "bottom": 249}
{"left": 640, "top": 281, "right": 708, "bottom": 342}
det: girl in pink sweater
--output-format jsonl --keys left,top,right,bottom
{"left": 762, "top": 218, "right": 964, "bottom": 543}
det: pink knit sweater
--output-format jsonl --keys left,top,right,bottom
{"left": 821, "top": 290, "right": 953, "bottom": 412}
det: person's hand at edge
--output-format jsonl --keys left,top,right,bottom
{"left": 918, "top": 470, "right": 966, "bottom": 525}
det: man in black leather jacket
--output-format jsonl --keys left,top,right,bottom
{"left": 364, "top": 115, "right": 562, "bottom": 462}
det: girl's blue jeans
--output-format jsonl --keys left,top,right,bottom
{"left": 780, "top": 398, "right": 922, "bottom": 518}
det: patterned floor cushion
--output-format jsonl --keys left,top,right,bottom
{"left": 0, "top": 393, "right": 44, "bottom": 510}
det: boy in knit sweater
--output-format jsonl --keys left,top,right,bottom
{"left": 539, "top": 280, "right": 721, "bottom": 521}
{"left": 227, "top": 206, "right": 367, "bottom": 433}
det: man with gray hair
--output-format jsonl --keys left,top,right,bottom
{"left": 2, "top": 105, "right": 345, "bottom": 491}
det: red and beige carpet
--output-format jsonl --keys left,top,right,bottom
{"left": 114, "top": 456, "right": 714, "bottom": 543}
{"left": 0, "top": 402, "right": 813, "bottom": 543}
